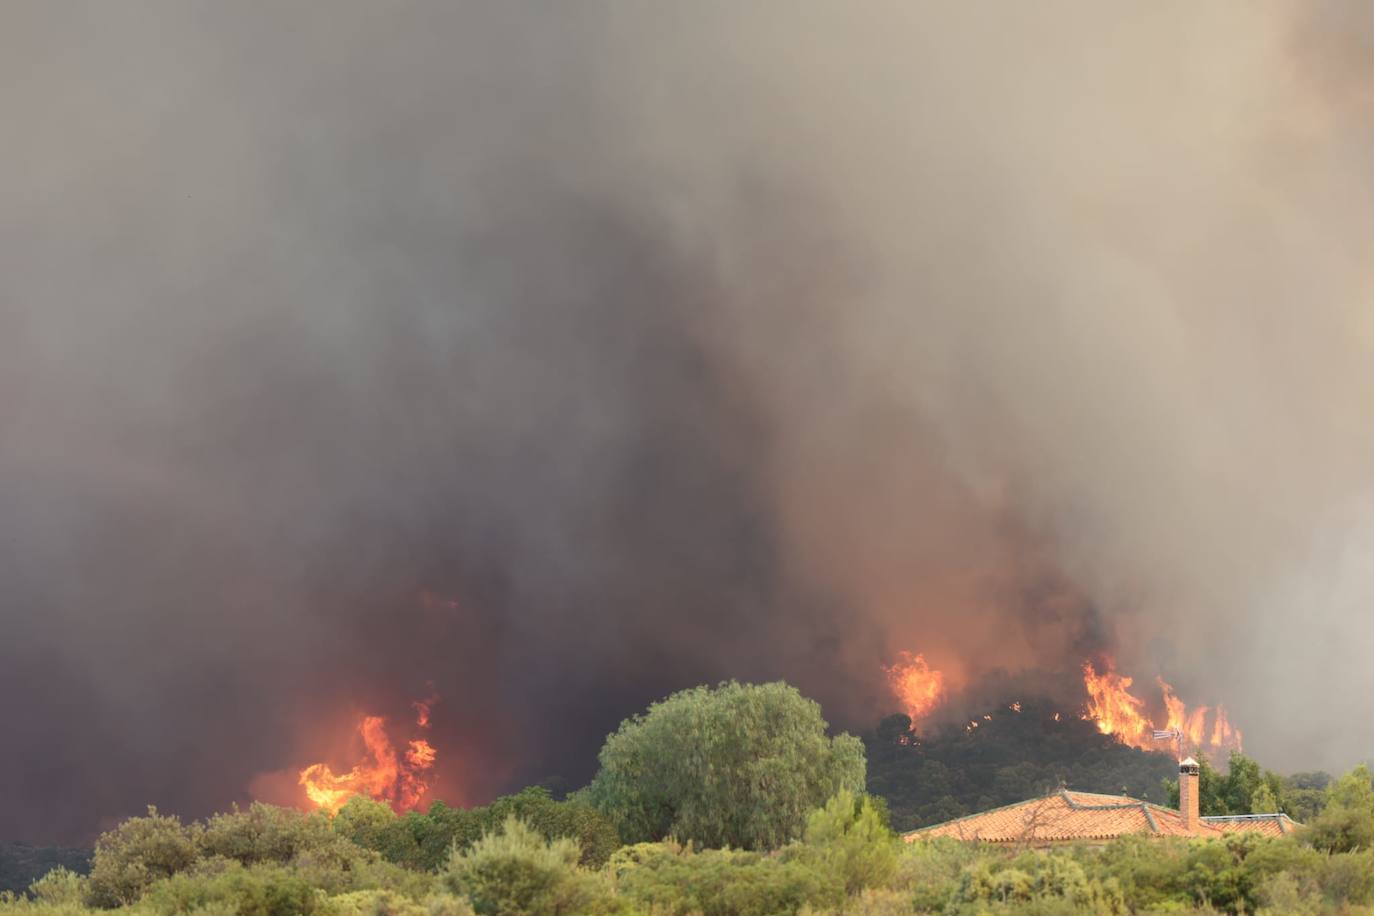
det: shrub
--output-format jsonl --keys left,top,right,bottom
{"left": 611, "top": 840, "right": 839, "bottom": 915}
{"left": 789, "top": 790, "right": 898, "bottom": 896}
{"left": 808, "top": 887, "right": 913, "bottom": 915}
{"left": 201, "top": 802, "right": 350, "bottom": 867}
{"left": 442, "top": 816, "right": 613, "bottom": 915}
{"left": 0, "top": 900, "right": 90, "bottom": 916}
{"left": 333, "top": 798, "right": 424, "bottom": 868}
{"left": 893, "top": 838, "right": 981, "bottom": 912}
{"left": 1319, "top": 849, "right": 1374, "bottom": 907}
{"left": 1253, "top": 871, "right": 1320, "bottom": 915}
{"left": 352, "top": 790, "right": 620, "bottom": 873}
{"left": 948, "top": 850, "right": 1124, "bottom": 914}
{"left": 479, "top": 789, "right": 620, "bottom": 869}
{"left": 85, "top": 807, "right": 201, "bottom": 907}
{"left": 299, "top": 852, "right": 434, "bottom": 900}
{"left": 139, "top": 859, "right": 323, "bottom": 915}
{"left": 327, "top": 888, "right": 475, "bottom": 915}
{"left": 25, "top": 870, "right": 86, "bottom": 908}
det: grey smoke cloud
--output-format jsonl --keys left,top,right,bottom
{"left": 3, "top": 1, "right": 1372, "bottom": 843}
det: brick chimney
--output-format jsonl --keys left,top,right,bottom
{"left": 1179, "top": 757, "right": 1200, "bottom": 833}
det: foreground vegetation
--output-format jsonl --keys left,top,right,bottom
{"left": 5, "top": 681, "right": 1374, "bottom": 914}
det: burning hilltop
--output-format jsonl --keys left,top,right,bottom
{"left": 886, "top": 652, "right": 1243, "bottom": 761}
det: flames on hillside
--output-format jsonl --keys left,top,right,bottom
{"left": 886, "top": 652, "right": 1242, "bottom": 759}
{"left": 1081, "top": 660, "right": 1241, "bottom": 756}
{"left": 297, "top": 696, "right": 439, "bottom": 813}
{"left": 883, "top": 652, "right": 946, "bottom": 724}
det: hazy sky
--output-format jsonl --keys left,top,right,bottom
{"left": 4, "top": 1, "right": 1374, "bottom": 843}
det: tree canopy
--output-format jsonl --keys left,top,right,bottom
{"left": 583, "top": 680, "right": 866, "bottom": 850}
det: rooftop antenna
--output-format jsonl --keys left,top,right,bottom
{"left": 1152, "top": 728, "right": 1183, "bottom": 762}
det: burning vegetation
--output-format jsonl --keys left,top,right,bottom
{"left": 887, "top": 652, "right": 1243, "bottom": 761}
{"left": 298, "top": 699, "right": 438, "bottom": 814}
{"left": 883, "top": 652, "right": 946, "bottom": 725}
{"left": 1081, "top": 659, "right": 1242, "bottom": 757}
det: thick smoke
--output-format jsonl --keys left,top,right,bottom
{"left": 3, "top": 2, "right": 1373, "bottom": 843}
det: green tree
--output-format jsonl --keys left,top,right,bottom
{"left": 1251, "top": 781, "right": 1279, "bottom": 816}
{"left": 1220, "top": 753, "right": 1263, "bottom": 814}
{"left": 1281, "top": 772, "right": 1331, "bottom": 823}
{"left": 1304, "top": 764, "right": 1374, "bottom": 853}
{"left": 85, "top": 807, "right": 201, "bottom": 908}
{"left": 585, "top": 681, "right": 865, "bottom": 850}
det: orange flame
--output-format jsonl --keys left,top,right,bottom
{"left": 1082, "top": 660, "right": 1152, "bottom": 747}
{"left": 1159, "top": 678, "right": 1210, "bottom": 746}
{"left": 1211, "top": 706, "right": 1241, "bottom": 750}
{"left": 299, "top": 700, "right": 438, "bottom": 814}
{"left": 1082, "top": 660, "right": 1242, "bottom": 758}
{"left": 884, "top": 652, "right": 945, "bottom": 723}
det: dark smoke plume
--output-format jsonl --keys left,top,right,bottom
{"left": 4, "top": 2, "right": 1374, "bottom": 843}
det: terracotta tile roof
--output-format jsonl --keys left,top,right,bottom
{"left": 1201, "top": 814, "right": 1298, "bottom": 837}
{"left": 904, "top": 789, "right": 1296, "bottom": 844}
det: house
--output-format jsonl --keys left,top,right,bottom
{"left": 904, "top": 758, "right": 1298, "bottom": 845}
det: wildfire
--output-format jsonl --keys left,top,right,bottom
{"left": 412, "top": 694, "right": 436, "bottom": 729}
{"left": 299, "top": 699, "right": 438, "bottom": 814}
{"left": 1212, "top": 706, "right": 1240, "bottom": 749}
{"left": 1082, "top": 660, "right": 1152, "bottom": 745}
{"left": 884, "top": 652, "right": 945, "bottom": 723}
{"left": 1160, "top": 678, "right": 1210, "bottom": 746}
{"left": 1082, "top": 660, "right": 1241, "bottom": 757}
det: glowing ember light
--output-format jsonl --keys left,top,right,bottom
{"left": 299, "top": 699, "right": 438, "bottom": 814}
{"left": 884, "top": 652, "right": 945, "bottom": 723}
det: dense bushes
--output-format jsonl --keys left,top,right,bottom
{"left": 613, "top": 841, "right": 837, "bottom": 915}
{"left": 442, "top": 817, "right": 614, "bottom": 915}
{"left": 9, "top": 791, "right": 1374, "bottom": 914}
{"left": 331, "top": 787, "right": 620, "bottom": 873}
{"left": 84, "top": 808, "right": 201, "bottom": 907}
{"left": 789, "top": 790, "right": 899, "bottom": 896}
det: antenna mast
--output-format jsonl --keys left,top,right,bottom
{"left": 1152, "top": 728, "right": 1184, "bottom": 761}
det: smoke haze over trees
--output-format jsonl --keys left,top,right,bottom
{"left": 6, "top": 1, "right": 1374, "bottom": 843}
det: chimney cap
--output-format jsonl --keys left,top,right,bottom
{"left": 1180, "top": 756, "right": 1199, "bottom": 766}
